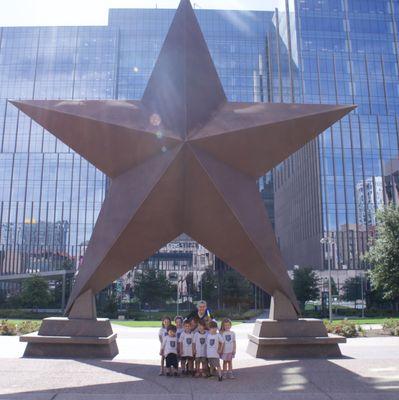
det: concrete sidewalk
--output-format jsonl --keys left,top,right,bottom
{"left": 0, "top": 323, "right": 398, "bottom": 399}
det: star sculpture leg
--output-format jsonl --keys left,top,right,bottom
{"left": 66, "top": 146, "right": 185, "bottom": 315}
{"left": 185, "top": 146, "right": 299, "bottom": 315}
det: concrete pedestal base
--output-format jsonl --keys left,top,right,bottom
{"left": 247, "top": 318, "right": 346, "bottom": 359}
{"left": 20, "top": 317, "right": 119, "bottom": 359}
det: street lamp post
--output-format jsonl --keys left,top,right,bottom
{"left": 320, "top": 236, "right": 335, "bottom": 322}
{"left": 176, "top": 277, "right": 184, "bottom": 316}
{"left": 360, "top": 270, "right": 365, "bottom": 319}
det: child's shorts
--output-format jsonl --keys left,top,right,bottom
{"left": 195, "top": 356, "right": 207, "bottom": 364}
{"left": 207, "top": 357, "right": 220, "bottom": 368}
{"left": 165, "top": 353, "right": 178, "bottom": 369}
{"left": 181, "top": 356, "right": 194, "bottom": 363}
{"left": 221, "top": 353, "right": 233, "bottom": 361}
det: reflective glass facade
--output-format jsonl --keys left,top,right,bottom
{"left": 275, "top": 0, "right": 399, "bottom": 270}
{"left": 0, "top": 9, "right": 276, "bottom": 291}
{"left": 0, "top": 26, "right": 117, "bottom": 293}
{"left": 1, "top": 2, "right": 399, "bottom": 291}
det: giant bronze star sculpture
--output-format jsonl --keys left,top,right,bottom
{"left": 11, "top": 0, "right": 354, "bottom": 317}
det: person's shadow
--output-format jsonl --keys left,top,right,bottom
{"left": 1, "top": 357, "right": 399, "bottom": 399}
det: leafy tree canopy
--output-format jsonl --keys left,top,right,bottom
{"left": 221, "top": 269, "right": 253, "bottom": 309}
{"left": 200, "top": 266, "right": 219, "bottom": 307}
{"left": 133, "top": 268, "right": 176, "bottom": 309}
{"left": 292, "top": 267, "right": 320, "bottom": 309}
{"left": 364, "top": 205, "right": 399, "bottom": 308}
{"left": 20, "top": 275, "right": 52, "bottom": 309}
{"left": 342, "top": 276, "right": 363, "bottom": 302}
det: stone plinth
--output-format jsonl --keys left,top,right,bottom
{"left": 20, "top": 317, "right": 118, "bottom": 359}
{"left": 247, "top": 318, "right": 346, "bottom": 359}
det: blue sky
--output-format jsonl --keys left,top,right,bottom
{"left": 0, "top": 0, "right": 290, "bottom": 27}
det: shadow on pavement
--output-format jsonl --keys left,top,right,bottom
{"left": 1, "top": 357, "right": 399, "bottom": 399}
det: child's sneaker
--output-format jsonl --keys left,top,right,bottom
{"left": 166, "top": 372, "right": 171, "bottom": 377}
{"left": 218, "top": 375, "right": 223, "bottom": 382}
{"left": 159, "top": 370, "right": 164, "bottom": 376}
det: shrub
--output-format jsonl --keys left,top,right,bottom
{"left": 0, "top": 320, "right": 17, "bottom": 336}
{"left": 324, "top": 320, "right": 359, "bottom": 338}
{"left": 0, "top": 319, "right": 42, "bottom": 335}
{"left": 17, "top": 320, "right": 41, "bottom": 335}
{"left": 0, "top": 309, "right": 58, "bottom": 319}
{"left": 382, "top": 319, "right": 399, "bottom": 336}
{"left": 212, "top": 308, "right": 261, "bottom": 321}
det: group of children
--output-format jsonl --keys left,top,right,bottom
{"left": 159, "top": 315, "right": 236, "bottom": 381}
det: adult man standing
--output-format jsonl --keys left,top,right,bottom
{"left": 186, "top": 300, "right": 213, "bottom": 324}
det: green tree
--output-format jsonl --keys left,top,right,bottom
{"left": 133, "top": 268, "right": 176, "bottom": 309}
{"left": 364, "top": 205, "right": 399, "bottom": 311}
{"left": 185, "top": 272, "right": 197, "bottom": 299}
{"left": 330, "top": 277, "right": 338, "bottom": 296}
{"left": 101, "top": 292, "right": 119, "bottom": 318}
{"left": 221, "top": 269, "right": 252, "bottom": 310}
{"left": 0, "top": 289, "right": 6, "bottom": 307}
{"left": 61, "top": 259, "right": 75, "bottom": 270}
{"left": 292, "top": 267, "right": 320, "bottom": 310}
{"left": 20, "top": 275, "right": 52, "bottom": 309}
{"left": 342, "top": 277, "right": 362, "bottom": 302}
{"left": 200, "top": 267, "right": 218, "bottom": 308}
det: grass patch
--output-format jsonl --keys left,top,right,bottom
{"left": 332, "top": 317, "right": 399, "bottom": 325}
{"left": 0, "top": 319, "right": 42, "bottom": 335}
{"left": 112, "top": 320, "right": 243, "bottom": 328}
{"left": 5, "top": 319, "right": 41, "bottom": 325}
{"left": 112, "top": 320, "right": 162, "bottom": 328}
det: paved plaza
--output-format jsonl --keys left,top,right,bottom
{"left": 0, "top": 323, "right": 399, "bottom": 400}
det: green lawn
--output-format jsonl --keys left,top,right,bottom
{"left": 331, "top": 317, "right": 399, "bottom": 325}
{"left": 3, "top": 317, "right": 398, "bottom": 328}
{"left": 2, "top": 319, "right": 41, "bottom": 325}
{"left": 112, "top": 320, "right": 244, "bottom": 328}
{"left": 111, "top": 320, "right": 162, "bottom": 328}
{"left": 1, "top": 318, "right": 244, "bottom": 328}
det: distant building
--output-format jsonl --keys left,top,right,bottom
{"left": 275, "top": 1, "right": 399, "bottom": 270}
{"left": 384, "top": 159, "right": 399, "bottom": 205}
{"left": 356, "top": 177, "right": 384, "bottom": 227}
{"left": 0, "top": 220, "right": 70, "bottom": 274}
{"left": 121, "top": 235, "right": 214, "bottom": 299}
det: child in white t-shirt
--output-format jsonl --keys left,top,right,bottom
{"left": 220, "top": 318, "right": 236, "bottom": 379}
{"left": 160, "top": 325, "right": 179, "bottom": 377}
{"left": 206, "top": 320, "right": 224, "bottom": 381}
{"left": 174, "top": 316, "right": 184, "bottom": 341}
{"left": 179, "top": 319, "right": 194, "bottom": 376}
{"left": 193, "top": 320, "right": 208, "bottom": 377}
{"left": 158, "top": 316, "right": 171, "bottom": 376}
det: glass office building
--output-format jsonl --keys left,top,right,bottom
{"left": 274, "top": 0, "right": 399, "bottom": 270}
{"left": 0, "top": 1, "right": 398, "bottom": 296}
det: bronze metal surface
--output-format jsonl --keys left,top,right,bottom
{"left": 10, "top": 0, "right": 355, "bottom": 315}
